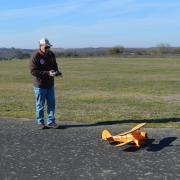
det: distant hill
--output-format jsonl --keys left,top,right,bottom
{"left": 0, "top": 47, "right": 110, "bottom": 60}
{"left": 0, "top": 48, "right": 33, "bottom": 60}
{"left": 0, "top": 47, "right": 109, "bottom": 60}
{"left": 0, "top": 46, "right": 180, "bottom": 60}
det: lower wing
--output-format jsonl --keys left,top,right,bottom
{"left": 115, "top": 139, "right": 133, "bottom": 147}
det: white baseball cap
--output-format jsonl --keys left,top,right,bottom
{"left": 39, "top": 38, "right": 53, "bottom": 47}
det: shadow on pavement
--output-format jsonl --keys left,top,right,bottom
{"left": 93, "top": 118, "right": 180, "bottom": 126}
{"left": 58, "top": 118, "right": 180, "bottom": 129}
{"left": 146, "top": 137, "right": 177, "bottom": 152}
{"left": 123, "top": 137, "right": 177, "bottom": 152}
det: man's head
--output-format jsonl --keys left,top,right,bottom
{"left": 39, "top": 38, "right": 52, "bottom": 53}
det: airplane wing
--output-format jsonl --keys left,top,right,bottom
{"left": 131, "top": 123, "right": 146, "bottom": 131}
{"left": 118, "top": 123, "right": 146, "bottom": 136}
{"left": 115, "top": 139, "right": 133, "bottom": 147}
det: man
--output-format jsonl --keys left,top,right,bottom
{"left": 30, "top": 38, "right": 62, "bottom": 129}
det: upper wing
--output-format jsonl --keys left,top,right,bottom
{"left": 117, "top": 123, "right": 146, "bottom": 136}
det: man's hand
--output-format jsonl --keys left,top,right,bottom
{"left": 49, "top": 70, "right": 63, "bottom": 77}
{"left": 49, "top": 70, "right": 56, "bottom": 77}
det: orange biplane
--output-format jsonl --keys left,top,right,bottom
{"left": 102, "top": 123, "right": 148, "bottom": 148}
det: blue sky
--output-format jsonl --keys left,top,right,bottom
{"left": 0, "top": 0, "right": 180, "bottom": 48}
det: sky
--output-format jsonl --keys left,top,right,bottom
{"left": 0, "top": 0, "right": 180, "bottom": 48}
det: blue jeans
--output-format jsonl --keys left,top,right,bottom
{"left": 34, "top": 86, "right": 56, "bottom": 125}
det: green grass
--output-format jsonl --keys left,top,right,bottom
{"left": 0, "top": 57, "right": 180, "bottom": 128}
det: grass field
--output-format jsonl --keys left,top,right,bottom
{"left": 0, "top": 57, "right": 180, "bottom": 128}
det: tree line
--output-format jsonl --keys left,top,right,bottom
{"left": 0, "top": 44, "right": 180, "bottom": 60}
{"left": 55, "top": 44, "right": 180, "bottom": 57}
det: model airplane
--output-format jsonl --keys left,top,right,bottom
{"left": 102, "top": 123, "right": 148, "bottom": 148}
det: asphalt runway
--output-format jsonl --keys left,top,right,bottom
{"left": 0, "top": 119, "right": 179, "bottom": 180}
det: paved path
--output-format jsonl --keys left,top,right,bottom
{"left": 0, "top": 119, "right": 180, "bottom": 180}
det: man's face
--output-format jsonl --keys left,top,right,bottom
{"left": 40, "top": 44, "right": 50, "bottom": 53}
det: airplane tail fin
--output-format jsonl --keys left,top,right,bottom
{"left": 102, "top": 130, "right": 112, "bottom": 140}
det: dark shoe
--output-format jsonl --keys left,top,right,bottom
{"left": 47, "top": 123, "right": 60, "bottom": 129}
{"left": 38, "top": 124, "right": 47, "bottom": 130}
